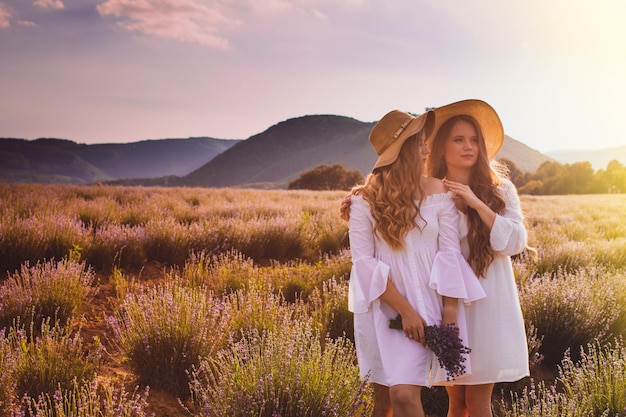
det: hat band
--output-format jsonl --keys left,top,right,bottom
{"left": 377, "top": 117, "right": 413, "bottom": 155}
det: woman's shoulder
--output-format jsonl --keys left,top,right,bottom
{"left": 497, "top": 177, "right": 514, "bottom": 189}
{"left": 496, "top": 177, "right": 520, "bottom": 198}
{"left": 422, "top": 177, "right": 453, "bottom": 199}
{"left": 350, "top": 193, "right": 369, "bottom": 207}
{"left": 421, "top": 176, "right": 447, "bottom": 196}
{"left": 420, "top": 177, "right": 453, "bottom": 205}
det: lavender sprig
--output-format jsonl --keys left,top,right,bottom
{"left": 424, "top": 323, "right": 471, "bottom": 380}
{"left": 389, "top": 316, "right": 471, "bottom": 380}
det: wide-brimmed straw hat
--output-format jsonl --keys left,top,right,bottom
{"left": 429, "top": 99, "right": 504, "bottom": 159}
{"left": 370, "top": 109, "right": 435, "bottom": 170}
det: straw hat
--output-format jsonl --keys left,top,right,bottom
{"left": 370, "top": 109, "right": 435, "bottom": 169}
{"left": 430, "top": 99, "right": 504, "bottom": 159}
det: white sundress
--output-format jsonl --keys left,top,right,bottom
{"left": 439, "top": 179, "right": 530, "bottom": 385}
{"left": 348, "top": 191, "right": 486, "bottom": 387}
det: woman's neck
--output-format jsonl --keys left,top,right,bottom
{"left": 446, "top": 168, "right": 471, "bottom": 185}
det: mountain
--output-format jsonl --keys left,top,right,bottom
{"left": 181, "top": 115, "right": 377, "bottom": 188}
{"left": 0, "top": 137, "right": 240, "bottom": 184}
{"left": 546, "top": 146, "right": 626, "bottom": 170}
{"left": 178, "top": 115, "right": 552, "bottom": 189}
{"left": 494, "top": 135, "right": 552, "bottom": 173}
{"left": 0, "top": 114, "right": 555, "bottom": 188}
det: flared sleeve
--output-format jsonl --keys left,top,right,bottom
{"left": 347, "top": 195, "right": 390, "bottom": 313}
{"left": 429, "top": 194, "right": 486, "bottom": 303}
{"left": 489, "top": 179, "right": 528, "bottom": 255}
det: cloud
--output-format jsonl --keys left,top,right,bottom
{"left": 33, "top": 0, "right": 65, "bottom": 9}
{"left": 18, "top": 20, "right": 36, "bottom": 27}
{"left": 96, "top": 0, "right": 241, "bottom": 49}
{"left": 0, "top": 3, "right": 11, "bottom": 28}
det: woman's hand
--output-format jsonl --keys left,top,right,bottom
{"left": 380, "top": 279, "right": 427, "bottom": 344}
{"left": 401, "top": 309, "right": 427, "bottom": 345}
{"left": 442, "top": 179, "right": 481, "bottom": 209}
{"left": 339, "top": 194, "right": 351, "bottom": 222}
{"left": 443, "top": 178, "right": 497, "bottom": 229}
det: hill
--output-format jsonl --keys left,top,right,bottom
{"left": 178, "top": 115, "right": 552, "bottom": 189}
{"left": 0, "top": 115, "right": 553, "bottom": 188}
{"left": 0, "top": 137, "right": 239, "bottom": 184}
{"left": 546, "top": 145, "right": 626, "bottom": 170}
{"left": 181, "top": 115, "right": 377, "bottom": 188}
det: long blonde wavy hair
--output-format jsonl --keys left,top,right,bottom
{"left": 351, "top": 133, "right": 426, "bottom": 250}
{"left": 427, "top": 114, "right": 506, "bottom": 277}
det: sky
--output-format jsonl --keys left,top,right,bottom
{"left": 1, "top": 0, "right": 625, "bottom": 153}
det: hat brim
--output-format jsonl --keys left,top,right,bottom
{"left": 373, "top": 111, "right": 434, "bottom": 170}
{"left": 429, "top": 99, "right": 504, "bottom": 159}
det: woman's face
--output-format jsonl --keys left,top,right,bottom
{"left": 443, "top": 119, "right": 479, "bottom": 170}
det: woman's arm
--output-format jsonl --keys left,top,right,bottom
{"left": 489, "top": 179, "right": 528, "bottom": 254}
{"left": 349, "top": 195, "right": 427, "bottom": 343}
{"left": 429, "top": 195, "right": 486, "bottom": 307}
{"left": 441, "top": 296, "right": 459, "bottom": 326}
{"left": 379, "top": 279, "right": 427, "bottom": 344}
{"left": 443, "top": 178, "right": 527, "bottom": 255}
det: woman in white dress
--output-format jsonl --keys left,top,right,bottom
{"left": 348, "top": 109, "right": 486, "bottom": 417}
{"left": 427, "top": 100, "right": 530, "bottom": 417}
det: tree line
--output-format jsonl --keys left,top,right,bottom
{"left": 502, "top": 159, "right": 625, "bottom": 195}
{"left": 289, "top": 160, "right": 626, "bottom": 195}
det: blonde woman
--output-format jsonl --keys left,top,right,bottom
{"left": 348, "top": 109, "right": 485, "bottom": 417}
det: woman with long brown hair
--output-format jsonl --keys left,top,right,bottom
{"left": 427, "top": 100, "right": 529, "bottom": 417}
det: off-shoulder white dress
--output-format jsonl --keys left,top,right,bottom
{"left": 348, "top": 192, "right": 486, "bottom": 387}
{"left": 441, "top": 179, "right": 530, "bottom": 385}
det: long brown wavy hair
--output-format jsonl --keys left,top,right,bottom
{"left": 351, "top": 134, "right": 426, "bottom": 250}
{"left": 427, "top": 115, "right": 506, "bottom": 277}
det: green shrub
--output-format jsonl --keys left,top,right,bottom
{"left": 559, "top": 339, "right": 626, "bottom": 416}
{"left": 261, "top": 253, "right": 352, "bottom": 304}
{"left": 0, "top": 258, "right": 95, "bottom": 332}
{"left": 605, "top": 269, "right": 626, "bottom": 339}
{"left": 82, "top": 224, "right": 146, "bottom": 271}
{"left": 188, "top": 319, "right": 370, "bottom": 417}
{"left": 185, "top": 250, "right": 255, "bottom": 295}
{"left": 0, "top": 326, "right": 19, "bottom": 415}
{"left": 142, "top": 218, "right": 193, "bottom": 267}
{"left": 18, "top": 378, "right": 151, "bottom": 417}
{"left": 421, "top": 386, "right": 449, "bottom": 417}
{"left": 310, "top": 277, "right": 352, "bottom": 341}
{"left": 225, "top": 281, "right": 309, "bottom": 340}
{"left": 501, "top": 339, "right": 626, "bottom": 417}
{"left": 519, "top": 268, "right": 620, "bottom": 368}
{"left": 13, "top": 319, "right": 101, "bottom": 402}
{"left": 0, "top": 212, "right": 88, "bottom": 274}
{"left": 108, "top": 281, "right": 230, "bottom": 397}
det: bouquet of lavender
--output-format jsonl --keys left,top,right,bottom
{"left": 424, "top": 323, "right": 471, "bottom": 380}
{"left": 389, "top": 315, "right": 471, "bottom": 380}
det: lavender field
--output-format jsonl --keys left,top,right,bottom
{"left": 0, "top": 183, "right": 625, "bottom": 417}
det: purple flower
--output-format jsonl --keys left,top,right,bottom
{"left": 424, "top": 323, "right": 471, "bottom": 380}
